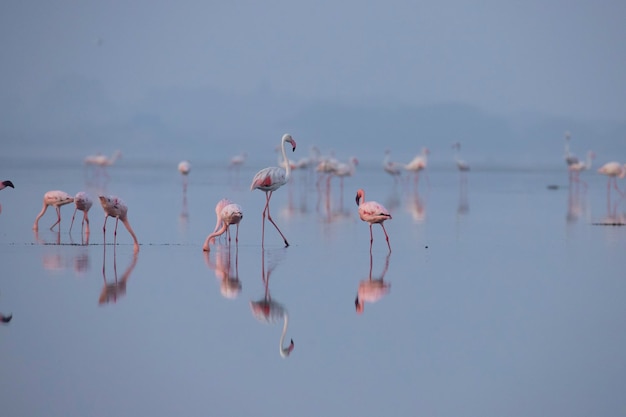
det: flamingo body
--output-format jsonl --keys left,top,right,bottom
{"left": 355, "top": 188, "right": 392, "bottom": 251}
{"left": 70, "top": 191, "right": 93, "bottom": 235}
{"left": 203, "top": 202, "right": 243, "bottom": 251}
{"left": 33, "top": 190, "right": 74, "bottom": 231}
{"left": 99, "top": 195, "right": 140, "bottom": 252}
{"left": 178, "top": 160, "right": 191, "bottom": 175}
{"left": 598, "top": 162, "right": 626, "bottom": 197}
{"left": 250, "top": 134, "right": 297, "bottom": 246}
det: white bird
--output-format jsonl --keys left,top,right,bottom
{"left": 203, "top": 202, "right": 243, "bottom": 251}
{"left": 250, "top": 133, "right": 297, "bottom": 247}
{"left": 383, "top": 150, "right": 404, "bottom": 181}
{"left": 230, "top": 152, "right": 248, "bottom": 168}
{"left": 568, "top": 150, "right": 595, "bottom": 187}
{"left": 563, "top": 131, "right": 578, "bottom": 167}
{"left": 69, "top": 192, "right": 93, "bottom": 236}
{"left": 33, "top": 190, "right": 75, "bottom": 231}
{"left": 405, "top": 147, "right": 430, "bottom": 186}
{"left": 452, "top": 142, "right": 470, "bottom": 172}
{"left": 178, "top": 160, "right": 191, "bottom": 192}
{"left": 356, "top": 188, "right": 392, "bottom": 252}
{"left": 84, "top": 150, "right": 122, "bottom": 167}
{"left": 99, "top": 195, "right": 140, "bottom": 252}
{"left": 597, "top": 162, "right": 626, "bottom": 197}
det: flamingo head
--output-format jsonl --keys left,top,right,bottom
{"left": 355, "top": 296, "right": 364, "bottom": 314}
{"left": 282, "top": 134, "right": 296, "bottom": 152}
{"left": 280, "top": 339, "right": 295, "bottom": 358}
{"left": 355, "top": 189, "right": 364, "bottom": 206}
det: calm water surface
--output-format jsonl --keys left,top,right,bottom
{"left": 1, "top": 157, "right": 625, "bottom": 417}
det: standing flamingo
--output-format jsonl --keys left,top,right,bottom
{"left": 568, "top": 151, "right": 595, "bottom": 188}
{"left": 597, "top": 162, "right": 626, "bottom": 198}
{"left": 355, "top": 251, "right": 391, "bottom": 314}
{"left": 250, "top": 133, "right": 297, "bottom": 247}
{"left": 178, "top": 160, "right": 191, "bottom": 192}
{"left": 33, "top": 190, "right": 75, "bottom": 231}
{"left": 84, "top": 150, "right": 122, "bottom": 178}
{"left": 203, "top": 201, "right": 243, "bottom": 251}
{"left": 250, "top": 249, "right": 294, "bottom": 358}
{"left": 69, "top": 191, "right": 93, "bottom": 236}
{"left": 383, "top": 150, "right": 404, "bottom": 183}
{"left": 0, "top": 180, "right": 15, "bottom": 214}
{"left": 356, "top": 188, "right": 392, "bottom": 252}
{"left": 99, "top": 195, "right": 140, "bottom": 253}
{"left": 405, "top": 147, "right": 430, "bottom": 187}
{"left": 452, "top": 142, "right": 470, "bottom": 172}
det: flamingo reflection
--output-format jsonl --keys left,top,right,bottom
{"left": 99, "top": 245, "right": 139, "bottom": 305}
{"left": 406, "top": 189, "right": 426, "bottom": 223}
{"left": 204, "top": 244, "right": 242, "bottom": 299}
{"left": 250, "top": 249, "right": 294, "bottom": 358}
{"left": 355, "top": 251, "right": 391, "bottom": 314}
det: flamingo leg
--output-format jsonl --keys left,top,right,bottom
{"left": 235, "top": 223, "right": 240, "bottom": 242}
{"left": 69, "top": 207, "right": 78, "bottom": 233}
{"left": 380, "top": 223, "right": 392, "bottom": 252}
{"left": 83, "top": 211, "right": 90, "bottom": 236}
{"left": 113, "top": 218, "right": 119, "bottom": 246}
{"left": 50, "top": 206, "right": 62, "bottom": 230}
{"left": 265, "top": 192, "right": 289, "bottom": 247}
{"left": 103, "top": 215, "right": 109, "bottom": 246}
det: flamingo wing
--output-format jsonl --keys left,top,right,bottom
{"left": 250, "top": 167, "right": 286, "bottom": 191}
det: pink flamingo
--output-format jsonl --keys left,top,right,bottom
{"left": 405, "top": 147, "right": 430, "bottom": 187}
{"left": 99, "top": 195, "right": 140, "bottom": 253}
{"left": 355, "top": 251, "right": 391, "bottom": 314}
{"left": 69, "top": 191, "right": 93, "bottom": 236}
{"left": 250, "top": 133, "right": 297, "bottom": 247}
{"left": 178, "top": 160, "right": 191, "bottom": 192}
{"left": 568, "top": 151, "right": 595, "bottom": 188}
{"left": 33, "top": 190, "right": 75, "bottom": 231}
{"left": 356, "top": 188, "right": 392, "bottom": 252}
{"left": 203, "top": 201, "right": 243, "bottom": 251}
{"left": 84, "top": 150, "right": 122, "bottom": 178}
{"left": 597, "top": 162, "right": 626, "bottom": 198}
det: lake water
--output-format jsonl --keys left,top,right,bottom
{"left": 1, "top": 156, "right": 625, "bottom": 417}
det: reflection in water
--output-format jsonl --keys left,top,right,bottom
{"left": 179, "top": 186, "right": 189, "bottom": 235}
{"left": 34, "top": 230, "right": 91, "bottom": 277}
{"left": 99, "top": 245, "right": 139, "bottom": 305}
{"left": 204, "top": 244, "right": 242, "bottom": 299}
{"left": 1, "top": 292, "right": 12, "bottom": 323}
{"left": 250, "top": 248, "right": 294, "bottom": 358}
{"left": 355, "top": 251, "right": 391, "bottom": 315}
{"left": 457, "top": 172, "right": 469, "bottom": 217}
{"left": 566, "top": 183, "right": 589, "bottom": 224}
{"left": 406, "top": 189, "right": 426, "bottom": 223}
{"left": 597, "top": 194, "right": 626, "bottom": 226}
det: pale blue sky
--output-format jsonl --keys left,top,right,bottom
{"left": 1, "top": 0, "right": 625, "bottom": 122}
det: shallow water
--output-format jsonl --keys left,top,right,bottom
{"left": 1, "top": 158, "right": 625, "bottom": 417}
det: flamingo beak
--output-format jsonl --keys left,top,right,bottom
{"left": 355, "top": 194, "right": 360, "bottom": 206}
{"left": 1, "top": 314, "right": 12, "bottom": 323}
{"left": 2, "top": 180, "right": 14, "bottom": 188}
{"left": 291, "top": 139, "right": 297, "bottom": 152}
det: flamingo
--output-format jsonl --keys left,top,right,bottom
{"left": 564, "top": 131, "right": 578, "bottom": 167}
{"left": 452, "top": 142, "right": 470, "bottom": 172}
{"left": 597, "top": 162, "right": 626, "bottom": 197}
{"left": 568, "top": 151, "right": 595, "bottom": 188}
{"left": 178, "top": 160, "right": 191, "bottom": 192}
{"left": 203, "top": 201, "right": 243, "bottom": 251}
{"left": 84, "top": 150, "right": 122, "bottom": 178}
{"left": 405, "top": 147, "right": 430, "bottom": 187}
{"left": 69, "top": 191, "right": 93, "bottom": 236}
{"left": 250, "top": 133, "right": 297, "bottom": 247}
{"left": 356, "top": 188, "right": 392, "bottom": 251}
{"left": 99, "top": 195, "right": 140, "bottom": 253}
{"left": 230, "top": 152, "right": 248, "bottom": 168}
{"left": 383, "top": 150, "right": 404, "bottom": 182}
{"left": 33, "top": 190, "right": 75, "bottom": 231}
{"left": 355, "top": 251, "right": 391, "bottom": 314}
{"left": 0, "top": 180, "right": 14, "bottom": 214}
{"left": 249, "top": 249, "right": 294, "bottom": 358}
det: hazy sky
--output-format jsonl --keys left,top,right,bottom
{"left": 1, "top": 0, "right": 625, "bottom": 122}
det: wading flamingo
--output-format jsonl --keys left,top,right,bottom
{"left": 356, "top": 188, "right": 392, "bottom": 252}
{"left": 383, "top": 150, "right": 404, "bottom": 183}
{"left": 597, "top": 162, "right": 626, "bottom": 198}
{"left": 69, "top": 192, "right": 93, "bottom": 236}
{"left": 568, "top": 151, "right": 595, "bottom": 188}
{"left": 203, "top": 201, "right": 243, "bottom": 251}
{"left": 84, "top": 150, "right": 122, "bottom": 178}
{"left": 33, "top": 190, "right": 75, "bottom": 231}
{"left": 99, "top": 195, "right": 140, "bottom": 253}
{"left": 452, "top": 142, "right": 470, "bottom": 172}
{"left": 178, "top": 160, "right": 191, "bottom": 192}
{"left": 250, "top": 133, "right": 297, "bottom": 247}
{"left": 405, "top": 147, "right": 430, "bottom": 187}
{"left": 0, "top": 180, "right": 15, "bottom": 214}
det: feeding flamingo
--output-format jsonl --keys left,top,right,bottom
{"left": 69, "top": 192, "right": 93, "bottom": 236}
{"left": 250, "top": 133, "right": 297, "bottom": 247}
{"left": 203, "top": 201, "right": 243, "bottom": 251}
{"left": 597, "top": 162, "right": 626, "bottom": 198}
{"left": 0, "top": 180, "right": 15, "bottom": 214}
{"left": 356, "top": 188, "right": 392, "bottom": 252}
{"left": 99, "top": 195, "right": 140, "bottom": 253}
{"left": 33, "top": 190, "right": 75, "bottom": 231}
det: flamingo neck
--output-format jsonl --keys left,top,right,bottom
{"left": 281, "top": 137, "right": 291, "bottom": 182}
